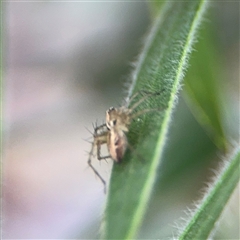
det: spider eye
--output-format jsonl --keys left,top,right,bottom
{"left": 108, "top": 107, "right": 115, "bottom": 113}
{"left": 109, "top": 119, "right": 117, "bottom": 127}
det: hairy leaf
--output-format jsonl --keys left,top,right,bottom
{"left": 177, "top": 148, "right": 240, "bottom": 240}
{"left": 102, "top": 1, "right": 208, "bottom": 239}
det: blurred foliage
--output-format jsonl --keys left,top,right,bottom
{"left": 184, "top": 22, "right": 228, "bottom": 151}
{"left": 148, "top": 0, "right": 165, "bottom": 16}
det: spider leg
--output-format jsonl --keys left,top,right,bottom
{"left": 95, "top": 132, "right": 111, "bottom": 160}
{"left": 94, "top": 123, "right": 107, "bottom": 135}
{"left": 88, "top": 158, "right": 107, "bottom": 193}
{"left": 129, "top": 90, "right": 164, "bottom": 111}
{"left": 88, "top": 146, "right": 107, "bottom": 193}
{"left": 97, "top": 140, "right": 111, "bottom": 160}
{"left": 87, "top": 127, "right": 109, "bottom": 193}
{"left": 130, "top": 107, "right": 163, "bottom": 119}
{"left": 123, "top": 91, "right": 145, "bottom": 107}
{"left": 125, "top": 90, "right": 150, "bottom": 104}
{"left": 130, "top": 94, "right": 152, "bottom": 111}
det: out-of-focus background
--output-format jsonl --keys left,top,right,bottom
{"left": 3, "top": 2, "right": 239, "bottom": 239}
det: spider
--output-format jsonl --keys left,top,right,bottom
{"left": 87, "top": 90, "right": 162, "bottom": 193}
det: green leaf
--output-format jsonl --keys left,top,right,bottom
{"left": 138, "top": 98, "right": 217, "bottom": 239}
{"left": 184, "top": 21, "right": 228, "bottom": 151}
{"left": 102, "top": 1, "right": 208, "bottom": 239}
{"left": 177, "top": 148, "right": 240, "bottom": 240}
{"left": 148, "top": 0, "right": 165, "bottom": 17}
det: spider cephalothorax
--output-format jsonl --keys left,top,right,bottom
{"left": 106, "top": 107, "right": 131, "bottom": 132}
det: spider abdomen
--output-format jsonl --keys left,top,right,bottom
{"left": 108, "top": 129, "right": 127, "bottom": 162}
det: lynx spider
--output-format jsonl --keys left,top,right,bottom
{"left": 87, "top": 90, "right": 162, "bottom": 193}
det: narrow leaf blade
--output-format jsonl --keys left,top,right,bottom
{"left": 178, "top": 148, "right": 240, "bottom": 240}
{"left": 103, "top": 1, "right": 208, "bottom": 239}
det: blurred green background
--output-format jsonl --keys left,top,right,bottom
{"left": 4, "top": 2, "right": 239, "bottom": 239}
